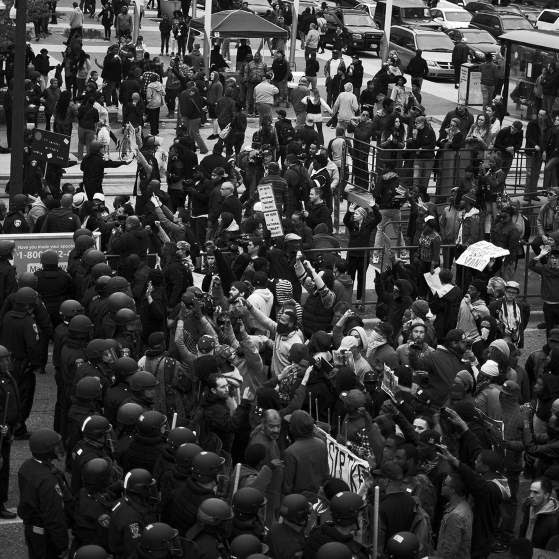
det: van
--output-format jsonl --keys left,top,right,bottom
{"left": 374, "top": 0, "right": 436, "bottom": 29}
{"left": 536, "top": 9, "right": 559, "bottom": 31}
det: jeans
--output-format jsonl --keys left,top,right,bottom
{"left": 481, "top": 84, "right": 494, "bottom": 107}
{"left": 348, "top": 254, "right": 367, "bottom": 300}
{"left": 273, "top": 79, "right": 288, "bottom": 105}
{"left": 161, "top": 32, "right": 170, "bottom": 53}
{"left": 44, "top": 109, "right": 53, "bottom": 131}
{"left": 77, "top": 126, "right": 96, "bottom": 159}
{"left": 183, "top": 117, "right": 208, "bottom": 153}
{"left": 413, "top": 158, "right": 435, "bottom": 196}
{"left": 166, "top": 89, "right": 179, "bottom": 113}
{"left": 146, "top": 106, "right": 161, "bottom": 135}
{"left": 525, "top": 152, "right": 542, "bottom": 196}
{"left": 246, "top": 82, "right": 257, "bottom": 114}
{"left": 500, "top": 473, "right": 519, "bottom": 543}
{"left": 104, "top": 80, "right": 119, "bottom": 106}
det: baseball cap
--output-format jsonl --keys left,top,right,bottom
{"left": 92, "top": 193, "right": 105, "bottom": 202}
{"left": 340, "top": 389, "right": 367, "bottom": 409}
{"left": 500, "top": 380, "right": 520, "bottom": 399}
{"left": 339, "top": 336, "right": 359, "bottom": 351}
{"left": 505, "top": 281, "right": 520, "bottom": 292}
{"left": 284, "top": 233, "right": 302, "bottom": 242}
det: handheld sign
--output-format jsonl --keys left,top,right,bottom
{"left": 257, "top": 183, "right": 284, "bottom": 238}
{"left": 31, "top": 129, "right": 71, "bottom": 167}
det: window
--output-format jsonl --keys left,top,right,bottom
{"left": 401, "top": 31, "right": 415, "bottom": 50}
{"left": 538, "top": 10, "right": 559, "bottom": 24}
{"left": 501, "top": 16, "right": 533, "bottom": 30}
{"left": 431, "top": 9, "right": 442, "bottom": 17}
{"left": 416, "top": 33, "right": 455, "bottom": 51}
{"left": 344, "top": 14, "right": 375, "bottom": 26}
{"left": 445, "top": 11, "right": 472, "bottom": 22}
{"left": 400, "top": 7, "right": 431, "bottom": 19}
{"left": 390, "top": 28, "right": 404, "bottom": 45}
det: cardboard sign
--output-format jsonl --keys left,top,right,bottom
{"left": 317, "top": 427, "right": 369, "bottom": 493}
{"left": 455, "top": 241, "right": 509, "bottom": 272}
{"left": 382, "top": 364, "right": 398, "bottom": 402}
{"left": 9, "top": 232, "right": 100, "bottom": 274}
{"left": 30, "top": 129, "right": 71, "bottom": 167}
{"left": 257, "top": 183, "right": 284, "bottom": 238}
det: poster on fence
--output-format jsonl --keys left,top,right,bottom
{"left": 533, "top": 550, "right": 559, "bottom": 559}
{"left": 9, "top": 232, "right": 100, "bottom": 274}
{"left": 317, "top": 427, "right": 370, "bottom": 493}
{"left": 455, "top": 241, "right": 509, "bottom": 272}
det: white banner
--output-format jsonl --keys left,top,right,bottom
{"left": 455, "top": 241, "right": 509, "bottom": 272}
{"left": 317, "top": 427, "right": 369, "bottom": 493}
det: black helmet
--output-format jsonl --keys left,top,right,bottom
{"left": 76, "top": 235, "right": 95, "bottom": 252}
{"left": 280, "top": 494, "right": 310, "bottom": 525}
{"left": 13, "top": 287, "right": 37, "bottom": 306}
{"left": 232, "top": 487, "right": 266, "bottom": 517}
{"left": 124, "top": 468, "right": 158, "bottom": 501}
{"left": 108, "top": 292, "right": 135, "bottom": 313}
{"left": 85, "top": 339, "right": 113, "bottom": 361}
{"left": 29, "top": 429, "right": 62, "bottom": 458}
{"left": 75, "top": 377, "right": 102, "bottom": 400}
{"left": 68, "top": 314, "right": 94, "bottom": 336}
{"left": 106, "top": 275, "right": 132, "bottom": 295}
{"left": 316, "top": 542, "right": 352, "bottom": 559}
{"left": 18, "top": 272, "right": 38, "bottom": 289}
{"left": 59, "top": 299, "right": 84, "bottom": 320}
{"left": 81, "top": 415, "right": 111, "bottom": 439}
{"left": 0, "top": 239, "right": 15, "bottom": 257}
{"left": 129, "top": 371, "right": 158, "bottom": 392}
{"left": 330, "top": 492, "right": 365, "bottom": 526}
{"left": 175, "top": 443, "right": 202, "bottom": 469}
{"left": 116, "top": 402, "right": 144, "bottom": 426}
{"left": 230, "top": 534, "right": 266, "bottom": 559}
{"left": 139, "top": 522, "right": 180, "bottom": 556}
{"left": 197, "top": 498, "right": 233, "bottom": 526}
{"left": 192, "top": 451, "right": 225, "bottom": 484}
{"left": 167, "top": 427, "right": 197, "bottom": 449}
{"left": 137, "top": 410, "right": 167, "bottom": 437}
{"left": 114, "top": 308, "right": 139, "bottom": 326}
{"left": 73, "top": 545, "right": 108, "bottom": 559}
{"left": 386, "top": 532, "right": 420, "bottom": 559}
{"left": 91, "top": 262, "right": 112, "bottom": 279}
{"left": 74, "top": 228, "right": 92, "bottom": 241}
{"left": 81, "top": 457, "right": 112, "bottom": 489}
{"left": 114, "top": 356, "right": 138, "bottom": 378}
{"left": 95, "top": 275, "right": 111, "bottom": 296}
{"left": 83, "top": 249, "right": 106, "bottom": 268}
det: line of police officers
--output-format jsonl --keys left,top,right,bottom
{"left": 0, "top": 236, "right": 423, "bottom": 559}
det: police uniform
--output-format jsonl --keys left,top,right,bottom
{"left": 52, "top": 322, "right": 69, "bottom": 434}
{"left": 303, "top": 523, "right": 371, "bottom": 559}
{"left": 17, "top": 458, "right": 71, "bottom": 558}
{"left": 70, "top": 439, "right": 111, "bottom": 495}
{"left": 73, "top": 360, "right": 115, "bottom": 396}
{"left": 0, "top": 370, "right": 21, "bottom": 508}
{"left": 103, "top": 383, "right": 130, "bottom": 425}
{"left": 183, "top": 524, "right": 231, "bottom": 559}
{"left": 0, "top": 309, "right": 42, "bottom": 430}
{"left": 108, "top": 496, "right": 157, "bottom": 559}
{"left": 0, "top": 259, "right": 17, "bottom": 309}
{"left": 3, "top": 210, "right": 30, "bottom": 234}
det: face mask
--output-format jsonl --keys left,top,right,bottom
{"left": 276, "top": 322, "right": 291, "bottom": 335}
{"left": 481, "top": 327, "right": 490, "bottom": 340}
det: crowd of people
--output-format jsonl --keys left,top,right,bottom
{"left": 2, "top": 1, "right": 559, "bottom": 559}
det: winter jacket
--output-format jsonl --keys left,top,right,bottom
{"left": 435, "top": 499, "right": 473, "bottom": 559}
{"left": 407, "top": 124, "right": 436, "bottom": 159}
{"left": 529, "top": 260, "right": 559, "bottom": 303}
{"left": 306, "top": 202, "right": 332, "bottom": 233}
{"left": 41, "top": 208, "right": 81, "bottom": 233}
{"left": 145, "top": 80, "right": 165, "bottom": 109}
{"left": 536, "top": 202, "right": 559, "bottom": 237}
{"left": 518, "top": 497, "right": 559, "bottom": 549}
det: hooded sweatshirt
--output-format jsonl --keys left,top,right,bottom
{"left": 519, "top": 497, "right": 559, "bottom": 549}
{"left": 247, "top": 288, "right": 274, "bottom": 319}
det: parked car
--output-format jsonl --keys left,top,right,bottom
{"left": 430, "top": 0, "right": 472, "bottom": 29}
{"left": 324, "top": 8, "right": 384, "bottom": 53}
{"left": 464, "top": 1, "right": 494, "bottom": 14}
{"left": 536, "top": 9, "right": 559, "bottom": 31}
{"left": 389, "top": 25, "right": 455, "bottom": 79}
{"left": 374, "top": 0, "right": 437, "bottom": 29}
{"left": 470, "top": 11, "right": 533, "bottom": 37}
{"left": 510, "top": 3, "right": 540, "bottom": 24}
{"left": 248, "top": 0, "right": 275, "bottom": 16}
{"left": 445, "top": 27, "right": 498, "bottom": 63}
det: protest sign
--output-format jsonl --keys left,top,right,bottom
{"left": 317, "top": 427, "right": 369, "bottom": 493}
{"left": 257, "top": 183, "right": 284, "bottom": 238}
{"left": 455, "top": 241, "right": 509, "bottom": 272}
{"left": 31, "top": 129, "right": 71, "bottom": 166}
{"left": 423, "top": 267, "right": 443, "bottom": 295}
{"left": 382, "top": 365, "right": 398, "bottom": 401}
{"left": 10, "top": 232, "right": 100, "bottom": 274}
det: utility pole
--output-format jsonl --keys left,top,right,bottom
{"left": 9, "top": 0, "right": 27, "bottom": 199}
{"left": 288, "top": 0, "right": 298, "bottom": 70}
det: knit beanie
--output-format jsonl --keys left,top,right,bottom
{"left": 275, "top": 279, "right": 293, "bottom": 303}
{"left": 480, "top": 359, "right": 500, "bottom": 378}
{"left": 411, "top": 299, "right": 430, "bottom": 319}
{"left": 489, "top": 339, "right": 510, "bottom": 360}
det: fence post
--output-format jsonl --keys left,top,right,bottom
{"left": 362, "top": 251, "right": 368, "bottom": 306}
{"left": 523, "top": 242, "right": 530, "bottom": 299}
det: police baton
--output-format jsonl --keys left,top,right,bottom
{"left": 0, "top": 391, "right": 10, "bottom": 470}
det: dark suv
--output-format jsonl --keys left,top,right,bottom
{"left": 470, "top": 10, "right": 533, "bottom": 37}
{"left": 323, "top": 8, "right": 384, "bottom": 54}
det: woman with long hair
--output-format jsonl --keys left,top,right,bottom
{"left": 53, "top": 90, "right": 78, "bottom": 136}
{"left": 379, "top": 114, "right": 406, "bottom": 169}
{"left": 485, "top": 104, "right": 501, "bottom": 149}
{"left": 465, "top": 112, "right": 491, "bottom": 171}
{"left": 300, "top": 88, "right": 332, "bottom": 145}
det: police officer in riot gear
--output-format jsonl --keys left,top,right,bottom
{"left": 104, "top": 356, "right": 138, "bottom": 425}
{"left": 231, "top": 486, "right": 267, "bottom": 540}
{"left": 268, "top": 493, "right": 311, "bottom": 559}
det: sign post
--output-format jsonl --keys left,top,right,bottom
{"left": 257, "top": 183, "right": 284, "bottom": 238}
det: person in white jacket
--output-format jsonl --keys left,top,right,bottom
{"left": 145, "top": 76, "right": 166, "bottom": 135}
{"left": 247, "top": 271, "right": 274, "bottom": 334}
{"left": 332, "top": 82, "right": 359, "bottom": 130}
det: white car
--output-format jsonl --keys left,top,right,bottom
{"left": 536, "top": 9, "right": 559, "bottom": 31}
{"left": 430, "top": 0, "right": 472, "bottom": 29}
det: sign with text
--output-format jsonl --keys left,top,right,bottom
{"left": 317, "top": 427, "right": 369, "bottom": 493}
{"left": 455, "top": 241, "right": 509, "bottom": 272}
{"left": 382, "top": 364, "right": 398, "bottom": 402}
{"left": 9, "top": 232, "right": 100, "bottom": 274}
{"left": 257, "top": 183, "right": 284, "bottom": 238}
{"left": 31, "top": 129, "right": 71, "bottom": 166}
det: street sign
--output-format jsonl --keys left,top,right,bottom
{"left": 30, "top": 129, "right": 71, "bottom": 166}
{"left": 9, "top": 232, "right": 100, "bottom": 274}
